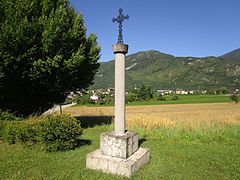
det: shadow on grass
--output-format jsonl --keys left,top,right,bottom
{"left": 75, "top": 116, "right": 113, "bottom": 128}
{"left": 76, "top": 139, "right": 92, "bottom": 147}
{"left": 139, "top": 138, "right": 147, "bottom": 146}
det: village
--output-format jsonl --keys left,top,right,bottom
{"left": 66, "top": 87, "right": 239, "bottom": 104}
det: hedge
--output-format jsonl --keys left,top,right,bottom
{"left": 1, "top": 114, "right": 83, "bottom": 152}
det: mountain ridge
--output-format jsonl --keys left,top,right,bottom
{"left": 221, "top": 48, "right": 240, "bottom": 61}
{"left": 92, "top": 49, "right": 240, "bottom": 90}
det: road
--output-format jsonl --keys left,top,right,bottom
{"left": 43, "top": 103, "right": 77, "bottom": 114}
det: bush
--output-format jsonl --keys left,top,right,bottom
{"left": 75, "top": 93, "right": 92, "bottom": 105}
{"left": 0, "top": 121, "right": 7, "bottom": 137}
{"left": 38, "top": 114, "right": 83, "bottom": 152}
{"left": 172, "top": 95, "right": 179, "bottom": 101}
{"left": 157, "top": 95, "right": 166, "bottom": 101}
{"left": 2, "top": 120, "right": 38, "bottom": 144}
{"left": 2, "top": 121, "right": 20, "bottom": 144}
{"left": 0, "top": 110, "right": 21, "bottom": 121}
{"left": 230, "top": 94, "right": 239, "bottom": 103}
{"left": 1, "top": 114, "right": 83, "bottom": 152}
{"left": 126, "top": 92, "right": 137, "bottom": 103}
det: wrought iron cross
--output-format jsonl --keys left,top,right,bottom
{"left": 112, "top": 8, "right": 129, "bottom": 44}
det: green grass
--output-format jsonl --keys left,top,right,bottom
{"left": 74, "top": 95, "right": 232, "bottom": 107}
{"left": 1, "top": 124, "right": 240, "bottom": 179}
{"left": 128, "top": 94, "right": 232, "bottom": 106}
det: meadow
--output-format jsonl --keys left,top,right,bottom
{"left": 76, "top": 94, "right": 232, "bottom": 107}
{"left": 128, "top": 94, "right": 232, "bottom": 106}
{"left": 1, "top": 103, "right": 240, "bottom": 179}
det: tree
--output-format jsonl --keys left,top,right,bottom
{"left": 230, "top": 94, "right": 239, "bottom": 104}
{"left": 126, "top": 92, "right": 137, "bottom": 103}
{"left": 0, "top": 0, "right": 100, "bottom": 116}
{"left": 75, "top": 92, "right": 92, "bottom": 105}
{"left": 137, "top": 84, "right": 153, "bottom": 101}
{"left": 172, "top": 95, "right": 179, "bottom": 101}
{"left": 157, "top": 94, "right": 166, "bottom": 101}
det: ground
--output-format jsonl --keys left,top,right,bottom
{"left": 0, "top": 103, "right": 240, "bottom": 179}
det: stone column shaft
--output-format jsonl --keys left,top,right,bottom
{"left": 113, "top": 44, "right": 128, "bottom": 135}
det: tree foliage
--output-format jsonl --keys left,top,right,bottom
{"left": 172, "top": 95, "right": 179, "bottom": 101}
{"left": 230, "top": 94, "right": 239, "bottom": 103}
{"left": 0, "top": 0, "right": 100, "bottom": 116}
{"left": 137, "top": 84, "right": 153, "bottom": 101}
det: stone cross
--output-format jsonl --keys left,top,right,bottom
{"left": 112, "top": 8, "right": 129, "bottom": 44}
{"left": 86, "top": 9, "right": 150, "bottom": 177}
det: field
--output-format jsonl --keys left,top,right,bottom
{"left": 127, "top": 94, "right": 232, "bottom": 106}
{"left": 66, "top": 102, "right": 240, "bottom": 129}
{"left": 1, "top": 103, "right": 240, "bottom": 179}
{"left": 75, "top": 94, "right": 232, "bottom": 107}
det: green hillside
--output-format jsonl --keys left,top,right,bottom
{"left": 222, "top": 48, "right": 240, "bottom": 61}
{"left": 92, "top": 50, "right": 240, "bottom": 90}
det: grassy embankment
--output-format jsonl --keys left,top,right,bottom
{"left": 1, "top": 103, "right": 240, "bottom": 179}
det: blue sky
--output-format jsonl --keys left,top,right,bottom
{"left": 70, "top": 0, "right": 240, "bottom": 62}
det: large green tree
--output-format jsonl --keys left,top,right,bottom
{"left": 0, "top": 0, "right": 100, "bottom": 116}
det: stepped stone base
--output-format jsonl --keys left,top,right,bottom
{"left": 86, "top": 147, "right": 150, "bottom": 177}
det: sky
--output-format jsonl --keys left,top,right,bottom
{"left": 70, "top": 0, "right": 240, "bottom": 62}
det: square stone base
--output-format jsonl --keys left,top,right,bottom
{"left": 100, "top": 131, "right": 138, "bottom": 159}
{"left": 86, "top": 147, "right": 150, "bottom": 177}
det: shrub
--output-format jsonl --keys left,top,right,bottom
{"left": 230, "top": 94, "right": 239, "bottom": 103}
{"left": 2, "top": 121, "right": 20, "bottom": 144}
{"left": 2, "top": 120, "right": 38, "bottom": 144}
{"left": 0, "top": 121, "right": 7, "bottom": 137}
{"left": 0, "top": 110, "right": 20, "bottom": 121}
{"left": 75, "top": 93, "right": 92, "bottom": 105}
{"left": 172, "top": 95, "right": 179, "bottom": 101}
{"left": 38, "top": 114, "right": 83, "bottom": 152}
{"left": 1, "top": 114, "right": 83, "bottom": 152}
{"left": 126, "top": 92, "right": 137, "bottom": 103}
{"left": 157, "top": 95, "right": 166, "bottom": 101}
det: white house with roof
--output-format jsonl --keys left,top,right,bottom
{"left": 90, "top": 93, "right": 99, "bottom": 101}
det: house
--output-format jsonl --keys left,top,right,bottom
{"left": 156, "top": 89, "right": 173, "bottom": 95}
{"left": 90, "top": 93, "right": 99, "bottom": 102}
{"left": 175, "top": 90, "right": 188, "bottom": 95}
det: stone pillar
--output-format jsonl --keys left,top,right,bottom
{"left": 113, "top": 44, "right": 128, "bottom": 135}
{"left": 86, "top": 43, "right": 150, "bottom": 178}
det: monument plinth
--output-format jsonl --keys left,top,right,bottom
{"left": 86, "top": 9, "right": 150, "bottom": 177}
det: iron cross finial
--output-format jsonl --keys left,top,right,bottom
{"left": 112, "top": 8, "right": 129, "bottom": 44}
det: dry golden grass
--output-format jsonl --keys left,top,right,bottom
{"left": 65, "top": 103, "right": 240, "bottom": 129}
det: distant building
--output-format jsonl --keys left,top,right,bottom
{"left": 90, "top": 94, "right": 99, "bottom": 101}
{"left": 188, "top": 90, "right": 194, "bottom": 94}
{"left": 107, "top": 88, "right": 115, "bottom": 93}
{"left": 175, "top": 90, "right": 196, "bottom": 95}
{"left": 175, "top": 90, "right": 188, "bottom": 95}
{"left": 156, "top": 89, "right": 173, "bottom": 95}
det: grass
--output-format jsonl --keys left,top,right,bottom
{"left": 74, "top": 94, "right": 232, "bottom": 107}
{"left": 1, "top": 103, "right": 240, "bottom": 179}
{"left": 0, "top": 125, "right": 240, "bottom": 179}
{"left": 127, "top": 94, "right": 232, "bottom": 106}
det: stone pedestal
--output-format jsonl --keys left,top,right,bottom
{"left": 86, "top": 147, "right": 150, "bottom": 178}
{"left": 100, "top": 131, "right": 138, "bottom": 159}
{"left": 86, "top": 131, "right": 150, "bottom": 177}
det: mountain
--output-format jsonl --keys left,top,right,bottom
{"left": 92, "top": 49, "right": 240, "bottom": 90}
{"left": 221, "top": 48, "right": 240, "bottom": 61}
